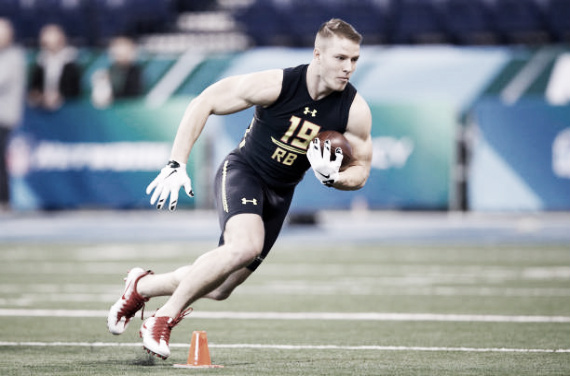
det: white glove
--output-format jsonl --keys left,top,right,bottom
{"left": 146, "top": 160, "right": 194, "bottom": 211}
{"left": 306, "top": 138, "right": 343, "bottom": 187}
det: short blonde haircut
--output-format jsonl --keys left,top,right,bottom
{"left": 316, "top": 18, "right": 362, "bottom": 46}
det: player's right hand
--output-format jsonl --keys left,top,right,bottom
{"left": 306, "top": 138, "right": 343, "bottom": 187}
{"left": 146, "top": 160, "right": 194, "bottom": 211}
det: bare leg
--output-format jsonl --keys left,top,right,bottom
{"left": 137, "top": 265, "right": 253, "bottom": 301}
{"left": 145, "top": 213, "right": 263, "bottom": 318}
{"left": 204, "top": 267, "right": 253, "bottom": 300}
{"left": 137, "top": 265, "right": 192, "bottom": 297}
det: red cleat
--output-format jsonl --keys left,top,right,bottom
{"left": 140, "top": 308, "right": 192, "bottom": 359}
{"left": 107, "top": 267, "right": 153, "bottom": 335}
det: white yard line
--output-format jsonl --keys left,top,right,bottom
{"left": 1, "top": 309, "right": 569, "bottom": 323}
{"left": 0, "top": 341, "right": 567, "bottom": 353}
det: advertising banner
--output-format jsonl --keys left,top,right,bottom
{"left": 469, "top": 99, "right": 570, "bottom": 211}
{"left": 9, "top": 98, "right": 201, "bottom": 210}
{"left": 9, "top": 45, "right": 514, "bottom": 212}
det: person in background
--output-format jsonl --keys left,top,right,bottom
{"left": 28, "top": 24, "right": 81, "bottom": 111}
{"left": 91, "top": 36, "right": 143, "bottom": 108}
{"left": 0, "top": 18, "right": 26, "bottom": 211}
{"left": 108, "top": 36, "right": 143, "bottom": 98}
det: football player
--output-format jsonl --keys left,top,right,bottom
{"left": 108, "top": 18, "right": 372, "bottom": 360}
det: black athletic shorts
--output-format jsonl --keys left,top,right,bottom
{"left": 214, "top": 150, "right": 295, "bottom": 271}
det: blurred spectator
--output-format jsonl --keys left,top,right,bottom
{"left": 0, "top": 18, "right": 26, "bottom": 211}
{"left": 108, "top": 36, "right": 143, "bottom": 98}
{"left": 28, "top": 24, "right": 81, "bottom": 111}
{"left": 91, "top": 36, "right": 143, "bottom": 108}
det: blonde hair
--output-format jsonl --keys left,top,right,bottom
{"left": 316, "top": 18, "right": 362, "bottom": 46}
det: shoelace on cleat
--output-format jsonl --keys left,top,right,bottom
{"left": 169, "top": 307, "right": 193, "bottom": 328}
{"left": 150, "top": 308, "right": 194, "bottom": 345}
{"left": 116, "top": 270, "right": 153, "bottom": 324}
{"left": 117, "top": 292, "right": 148, "bottom": 324}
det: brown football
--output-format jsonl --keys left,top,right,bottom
{"left": 316, "top": 130, "right": 353, "bottom": 169}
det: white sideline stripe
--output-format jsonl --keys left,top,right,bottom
{"left": 1, "top": 309, "right": 570, "bottom": 323}
{"left": 0, "top": 341, "right": 568, "bottom": 353}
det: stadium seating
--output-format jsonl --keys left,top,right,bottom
{"left": 2, "top": 0, "right": 567, "bottom": 47}
{"left": 545, "top": 0, "right": 570, "bottom": 42}
{"left": 91, "top": 0, "right": 175, "bottom": 43}
{"left": 0, "top": 0, "right": 174, "bottom": 46}
{"left": 280, "top": 1, "right": 339, "bottom": 46}
{"left": 333, "top": 1, "right": 389, "bottom": 45}
{"left": 389, "top": 0, "right": 448, "bottom": 44}
{"left": 233, "top": 1, "right": 289, "bottom": 46}
{"left": 440, "top": 0, "right": 497, "bottom": 45}
{"left": 490, "top": 0, "right": 549, "bottom": 44}
{"left": 233, "top": 0, "right": 565, "bottom": 47}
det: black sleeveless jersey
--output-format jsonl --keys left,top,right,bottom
{"left": 237, "top": 64, "right": 357, "bottom": 188}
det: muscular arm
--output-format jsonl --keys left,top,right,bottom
{"left": 333, "top": 93, "right": 372, "bottom": 191}
{"left": 169, "top": 69, "right": 283, "bottom": 163}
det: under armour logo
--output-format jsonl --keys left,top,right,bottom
{"left": 304, "top": 107, "right": 317, "bottom": 117}
{"left": 242, "top": 198, "right": 258, "bottom": 205}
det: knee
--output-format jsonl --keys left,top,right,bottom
{"left": 223, "top": 214, "right": 264, "bottom": 268}
{"left": 227, "top": 241, "right": 262, "bottom": 269}
{"left": 224, "top": 236, "right": 264, "bottom": 269}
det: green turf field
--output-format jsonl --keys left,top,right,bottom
{"left": 1, "top": 242, "right": 569, "bottom": 375}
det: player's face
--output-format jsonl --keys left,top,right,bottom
{"left": 318, "top": 36, "right": 360, "bottom": 92}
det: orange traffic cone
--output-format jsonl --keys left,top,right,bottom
{"left": 173, "top": 331, "right": 223, "bottom": 369}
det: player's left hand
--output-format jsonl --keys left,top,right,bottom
{"left": 146, "top": 160, "right": 194, "bottom": 211}
{"left": 306, "top": 138, "right": 343, "bottom": 187}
